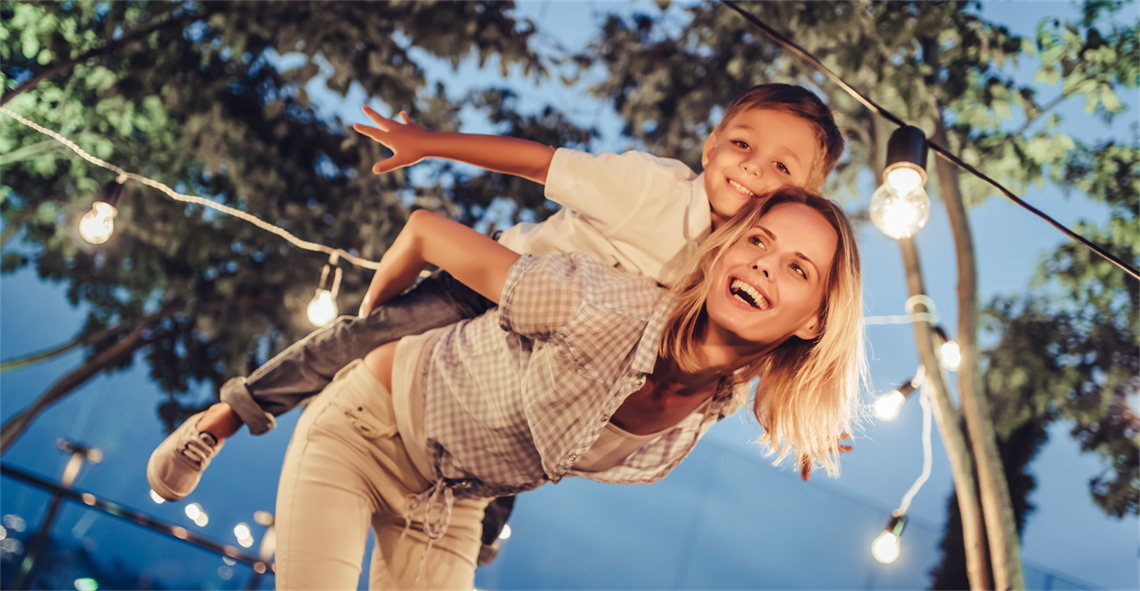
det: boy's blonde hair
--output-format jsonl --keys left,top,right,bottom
{"left": 716, "top": 84, "right": 845, "bottom": 191}
{"left": 660, "top": 187, "right": 866, "bottom": 477}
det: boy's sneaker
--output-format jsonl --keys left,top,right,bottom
{"left": 147, "top": 412, "right": 223, "bottom": 502}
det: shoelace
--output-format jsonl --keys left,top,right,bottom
{"left": 180, "top": 433, "right": 217, "bottom": 468}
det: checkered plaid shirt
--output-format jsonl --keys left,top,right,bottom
{"left": 420, "top": 252, "right": 747, "bottom": 501}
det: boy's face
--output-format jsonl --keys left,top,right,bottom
{"left": 702, "top": 109, "right": 822, "bottom": 227}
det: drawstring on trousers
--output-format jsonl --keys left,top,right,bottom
{"left": 401, "top": 478, "right": 455, "bottom": 587}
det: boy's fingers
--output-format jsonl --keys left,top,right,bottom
{"left": 372, "top": 156, "right": 408, "bottom": 174}
{"left": 353, "top": 123, "right": 383, "bottom": 138}
{"left": 398, "top": 110, "right": 412, "bottom": 124}
{"left": 361, "top": 105, "right": 390, "bottom": 129}
{"left": 839, "top": 445, "right": 854, "bottom": 453}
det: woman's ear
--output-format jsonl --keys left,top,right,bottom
{"left": 794, "top": 315, "right": 822, "bottom": 341}
{"left": 701, "top": 132, "right": 718, "bottom": 169}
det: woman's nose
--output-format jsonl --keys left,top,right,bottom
{"left": 750, "top": 260, "right": 771, "bottom": 278}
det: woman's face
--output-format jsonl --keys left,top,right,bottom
{"left": 705, "top": 202, "right": 839, "bottom": 351}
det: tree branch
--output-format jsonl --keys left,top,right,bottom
{"left": 0, "top": 307, "right": 168, "bottom": 373}
{"left": 0, "top": 320, "right": 150, "bottom": 453}
{"left": 1, "top": 3, "right": 187, "bottom": 106}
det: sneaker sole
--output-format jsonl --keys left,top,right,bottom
{"left": 146, "top": 452, "right": 190, "bottom": 502}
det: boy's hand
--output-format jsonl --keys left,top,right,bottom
{"left": 800, "top": 432, "right": 854, "bottom": 481}
{"left": 353, "top": 106, "right": 432, "bottom": 174}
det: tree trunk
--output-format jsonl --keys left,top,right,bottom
{"left": 932, "top": 117, "right": 1025, "bottom": 590}
{"left": 874, "top": 112, "right": 991, "bottom": 590}
{"left": 0, "top": 320, "right": 150, "bottom": 453}
{"left": 898, "top": 237, "right": 992, "bottom": 591}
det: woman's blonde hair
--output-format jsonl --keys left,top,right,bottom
{"left": 660, "top": 187, "right": 867, "bottom": 477}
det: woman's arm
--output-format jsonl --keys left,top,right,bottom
{"left": 353, "top": 107, "right": 555, "bottom": 184}
{"left": 360, "top": 210, "right": 521, "bottom": 315}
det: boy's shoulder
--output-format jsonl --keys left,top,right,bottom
{"left": 556, "top": 147, "right": 698, "bottom": 183}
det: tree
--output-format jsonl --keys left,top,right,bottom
{"left": 572, "top": 1, "right": 1136, "bottom": 588}
{"left": 0, "top": 1, "right": 592, "bottom": 449}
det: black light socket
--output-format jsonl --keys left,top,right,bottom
{"left": 96, "top": 181, "right": 124, "bottom": 209}
{"left": 885, "top": 126, "right": 928, "bottom": 171}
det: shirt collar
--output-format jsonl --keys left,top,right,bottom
{"left": 689, "top": 172, "right": 713, "bottom": 243}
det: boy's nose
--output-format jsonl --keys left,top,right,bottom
{"left": 741, "top": 158, "right": 762, "bottom": 177}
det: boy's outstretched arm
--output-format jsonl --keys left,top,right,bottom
{"left": 361, "top": 210, "right": 521, "bottom": 316}
{"left": 353, "top": 106, "right": 555, "bottom": 184}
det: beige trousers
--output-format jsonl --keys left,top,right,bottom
{"left": 275, "top": 361, "right": 490, "bottom": 590}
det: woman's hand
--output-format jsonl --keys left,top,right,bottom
{"left": 800, "top": 432, "right": 854, "bottom": 481}
{"left": 353, "top": 106, "right": 433, "bottom": 174}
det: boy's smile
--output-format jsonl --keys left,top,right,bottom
{"left": 702, "top": 109, "right": 822, "bottom": 227}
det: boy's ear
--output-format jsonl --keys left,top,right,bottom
{"left": 701, "top": 132, "right": 718, "bottom": 169}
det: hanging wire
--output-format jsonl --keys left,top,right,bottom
{"left": 0, "top": 106, "right": 382, "bottom": 271}
{"left": 720, "top": 1, "right": 1139, "bottom": 282}
{"left": 897, "top": 381, "right": 934, "bottom": 515}
{"left": 864, "top": 295, "right": 941, "bottom": 325}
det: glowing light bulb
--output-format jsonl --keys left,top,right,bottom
{"left": 870, "top": 179, "right": 929, "bottom": 240}
{"left": 79, "top": 201, "right": 117, "bottom": 244}
{"left": 498, "top": 524, "right": 512, "bottom": 540}
{"left": 873, "top": 390, "right": 906, "bottom": 420}
{"left": 194, "top": 512, "right": 209, "bottom": 527}
{"left": 871, "top": 530, "right": 901, "bottom": 563}
{"left": 886, "top": 167, "right": 923, "bottom": 194}
{"left": 150, "top": 490, "right": 166, "bottom": 504}
{"left": 307, "top": 289, "right": 338, "bottom": 326}
{"left": 185, "top": 503, "right": 202, "bottom": 520}
{"left": 234, "top": 523, "right": 251, "bottom": 540}
{"left": 939, "top": 340, "right": 961, "bottom": 372}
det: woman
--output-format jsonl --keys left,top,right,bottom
{"left": 274, "top": 187, "right": 866, "bottom": 589}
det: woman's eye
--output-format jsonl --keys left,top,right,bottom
{"left": 748, "top": 236, "right": 765, "bottom": 248}
{"left": 732, "top": 140, "right": 750, "bottom": 149}
{"left": 775, "top": 162, "right": 790, "bottom": 175}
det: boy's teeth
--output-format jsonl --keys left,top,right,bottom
{"left": 729, "top": 180, "right": 755, "bottom": 197}
{"left": 730, "top": 279, "right": 769, "bottom": 310}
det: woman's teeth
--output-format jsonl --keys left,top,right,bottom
{"left": 730, "top": 279, "right": 769, "bottom": 310}
{"left": 728, "top": 180, "right": 755, "bottom": 197}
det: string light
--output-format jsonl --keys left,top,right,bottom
{"left": 307, "top": 252, "right": 342, "bottom": 327}
{"left": 873, "top": 366, "right": 924, "bottom": 420}
{"left": 933, "top": 326, "right": 961, "bottom": 371}
{"left": 871, "top": 126, "right": 930, "bottom": 239}
{"left": 871, "top": 382, "right": 934, "bottom": 564}
{"left": 0, "top": 107, "right": 382, "bottom": 271}
{"left": 871, "top": 512, "right": 906, "bottom": 563}
{"left": 78, "top": 180, "right": 124, "bottom": 244}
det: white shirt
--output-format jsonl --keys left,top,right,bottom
{"left": 496, "top": 148, "right": 712, "bottom": 286}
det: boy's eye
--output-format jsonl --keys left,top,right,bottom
{"left": 732, "top": 140, "right": 750, "bottom": 150}
{"left": 775, "top": 162, "right": 790, "bottom": 175}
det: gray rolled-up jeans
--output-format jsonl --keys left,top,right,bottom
{"left": 221, "top": 269, "right": 495, "bottom": 435}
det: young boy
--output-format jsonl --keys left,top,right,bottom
{"left": 147, "top": 83, "right": 843, "bottom": 557}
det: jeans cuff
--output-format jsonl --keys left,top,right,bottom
{"left": 220, "top": 377, "right": 277, "bottom": 436}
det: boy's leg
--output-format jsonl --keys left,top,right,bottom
{"left": 148, "top": 271, "right": 494, "bottom": 502}
{"left": 223, "top": 270, "right": 496, "bottom": 434}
